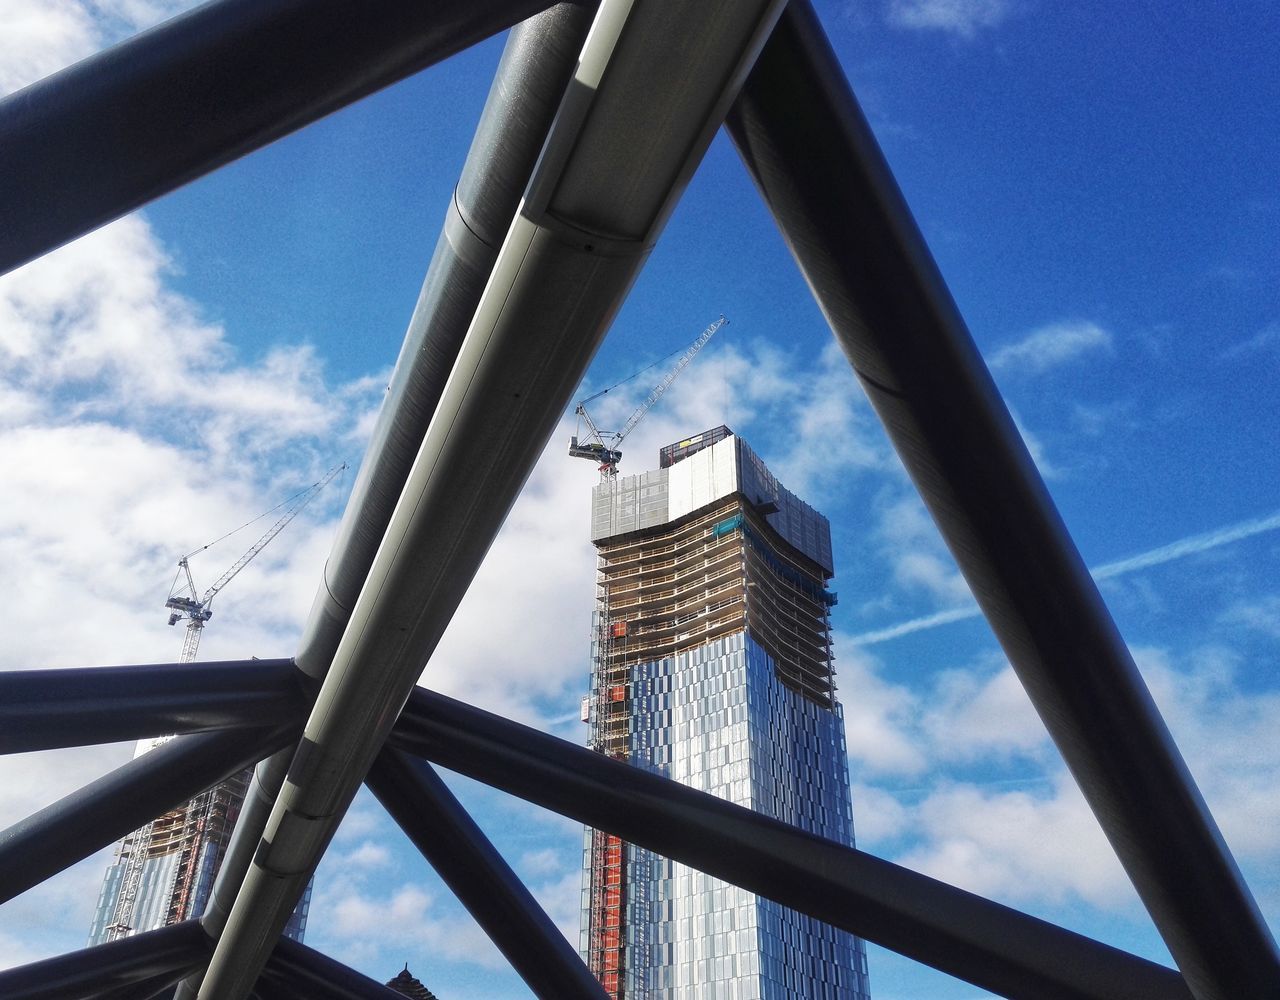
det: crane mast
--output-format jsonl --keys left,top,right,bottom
{"left": 164, "top": 462, "right": 346, "bottom": 662}
{"left": 569, "top": 315, "right": 727, "bottom": 478}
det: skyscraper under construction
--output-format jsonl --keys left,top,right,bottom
{"left": 86, "top": 747, "right": 309, "bottom": 946}
{"left": 581, "top": 426, "right": 871, "bottom": 999}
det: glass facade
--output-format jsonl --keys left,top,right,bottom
{"left": 88, "top": 758, "right": 309, "bottom": 946}
{"left": 582, "top": 430, "right": 870, "bottom": 999}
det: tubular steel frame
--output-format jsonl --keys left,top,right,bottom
{"left": 0, "top": 1, "right": 1276, "bottom": 999}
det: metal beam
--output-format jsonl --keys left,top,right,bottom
{"left": 366, "top": 749, "right": 607, "bottom": 1000}
{"left": 0, "top": 0, "right": 555, "bottom": 278}
{"left": 254, "top": 936, "right": 424, "bottom": 1000}
{"left": 197, "top": 2, "right": 788, "bottom": 995}
{"left": 186, "top": 10, "right": 597, "bottom": 991}
{"left": 0, "top": 726, "right": 293, "bottom": 905}
{"left": 389, "top": 687, "right": 1192, "bottom": 1000}
{"left": 0, "top": 920, "right": 210, "bottom": 1000}
{"left": 0, "top": 659, "right": 306, "bottom": 754}
{"left": 723, "top": 5, "right": 1280, "bottom": 999}
{"left": 299, "top": 1, "right": 599, "bottom": 679}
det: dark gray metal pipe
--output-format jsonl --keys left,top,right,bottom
{"left": 366, "top": 750, "right": 608, "bottom": 1000}
{"left": 0, "top": 659, "right": 305, "bottom": 754}
{"left": 0, "top": 0, "right": 554, "bottom": 278}
{"left": 0, "top": 726, "right": 293, "bottom": 905}
{"left": 255, "top": 924, "right": 442, "bottom": 999}
{"left": 198, "top": 2, "right": 787, "bottom": 993}
{"left": 0, "top": 919, "right": 210, "bottom": 1000}
{"left": 297, "top": 0, "right": 596, "bottom": 678}
{"left": 723, "top": 4, "right": 1280, "bottom": 999}
{"left": 188, "top": 8, "right": 597, "bottom": 980}
{"left": 389, "top": 687, "right": 1193, "bottom": 1000}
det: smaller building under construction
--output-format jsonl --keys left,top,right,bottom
{"left": 86, "top": 468, "right": 343, "bottom": 947}
{"left": 87, "top": 755, "right": 265, "bottom": 944}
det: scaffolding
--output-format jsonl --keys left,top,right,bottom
{"left": 586, "top": 548, "right": 632, "bottom": 998}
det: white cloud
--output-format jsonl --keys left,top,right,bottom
{"left": 1136, "top": 645, "right": 1280, "bottom": 864}
{"left": 519, "top": 848, "right": 565, "bottom": 878}
{"left": 836, "top": 642, "right": 929, "bottom": 777}
{"left": 837, "top": 645, "right": 1049, "bottom": 781}
{"left": 1220, "top": 595, "right": 1280, "bottom": 640}
{"left": 898, "top": 772, "right": 1137, "bottom": 911}
{"left": 990, "top": 320, "right": 1112, "bottom": 376}
{"left": 850, "top": 782, "right": 911, "bottom": 844}
{"left": 921, "top": 661, "right": 1048, "bottom": 763}
{"left": 0, "top": 1, "right": 96, "bottom": 96}
{"left": 0, "top": 744, "right": 134, "bottom": 965}
{"left": 1217, "top": 322, "right": 1280, "bottom": 363}
{"left": 887, "top": 0, "right": 1014, "bottom": 38}
{"left": 342, "top": 841, "right": 393, "bottom": 870}
{"left": 851, "top": 641, "right": 1280, "bottom": 919}
{"left": 314, "top": 881, "right": 506, "bottom": 972}
{"left": 423, "top": 427, "right": 599, "bottom": 726}
{"left": 874, "top": 492, "right": 972, "bottom": 607}
{"left": 0, "top": 1, "right": 199, "bottom": 99}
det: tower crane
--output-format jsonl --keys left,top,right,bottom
{"left": 569, "top": 315, "right": 727, "bottom": 477}
{"left": 164, "top": 463, "right": 346, "bottom": 662}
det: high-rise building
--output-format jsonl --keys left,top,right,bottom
{"left": 87, "top": 744, "right": 309, "bottom": 946}
{"left": 580, "top": 427, "right": 871, "bottom": 1000}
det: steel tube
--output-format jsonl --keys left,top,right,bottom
{"left": 298, "top": 2, "right": 598, "bottom": 678}
{"left": 256, "top": 936, "right": 429, "bottom": 1000}
{"left": 0, "top": 659, "right": 305, "bottom": 754}
{"left": 389, "top": 687, "right": 1192, "bottom": 1000}
{"left": 187, "top": 11, "right": 597, "bottom": 988}
{"left": 198, "top": 2, "right": 787, "bottom": 994}
{"left": 0, "top": 0, "right": 553, "bottom": 278}
{"left": 366, "top": 750, "right": 607, "bottom": 1000}
{"left": 0, "top": 726, "right": 293, "bottom": 904}
{"left": 723, "top": 4, "right": 1280, "bottom": 999}
{"left": 0, "top": 920, "right": 211, "bottom": 1000}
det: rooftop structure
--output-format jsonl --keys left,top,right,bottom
{"left": 386, "top": 964, "right": 441, "bottom": 1000}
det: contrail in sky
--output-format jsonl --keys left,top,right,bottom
{"left": 850, "top": 508, "right": 1280, "bottom": 645}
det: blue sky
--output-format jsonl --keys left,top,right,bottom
{"left": 1, "top": 1, "right": 1277, "bottom": 998}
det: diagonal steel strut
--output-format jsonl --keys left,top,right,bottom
{"left": 197, "top": 1, "right": 790, "bottom": 995}
{"left": 725, "top": 3, "right": 1280, "bottom": 999}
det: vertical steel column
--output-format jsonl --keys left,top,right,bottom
{"left": 0, "top": 726, "right": 293, "bottom": 904}
{"left": 367, "top": 749, "right": 608, "bottom": 1000}
{"left": 724, "top": 4, "right": 1280, "bottom": 999}
{"left": 0, "top": 0, "right": 555, "bottom": 277}
{"left": 0, "top": 920, "right": 211, "bottom": 1000}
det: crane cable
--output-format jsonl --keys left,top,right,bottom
{"left": 180, "top": 480, "right": 326, "bottom": 561}
{"left": 576, "top": 341, "right": 692, "bottom": 409}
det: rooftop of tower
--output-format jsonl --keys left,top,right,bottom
{"left": 591, "top": 426, "right": 833, "bottom": 576}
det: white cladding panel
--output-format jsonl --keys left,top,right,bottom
{"left": 667, "top": 436, "right": 739, "bottom": 522}
{"left": 591, "top": 433, "right": 833, "bottom": 574}
{"left": 590, "top": 467, "right": 670, "bottom": 541}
